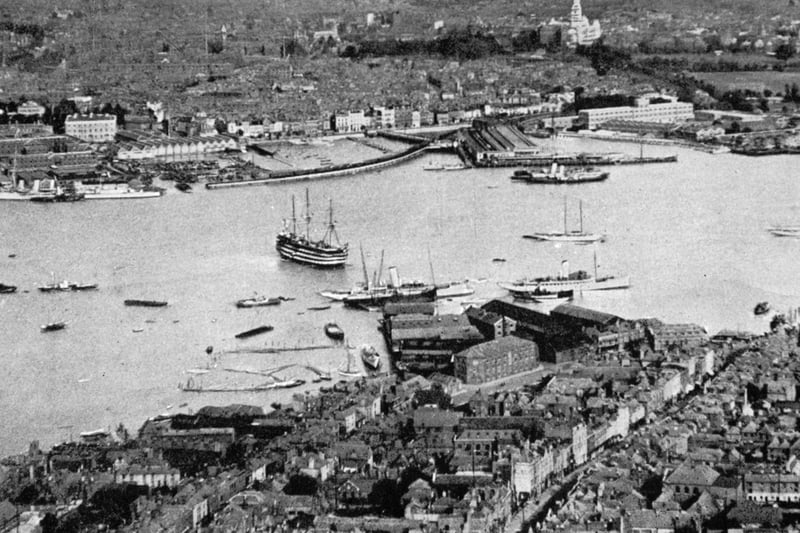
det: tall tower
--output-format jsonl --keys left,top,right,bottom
{"left": 570, "top": 0, "right": 583, "bottom": 26}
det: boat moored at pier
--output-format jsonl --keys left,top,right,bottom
{"left": 499, "top": 257, "right": 629, "bottom": 298}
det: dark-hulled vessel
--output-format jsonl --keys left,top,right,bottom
{"left": 276, "top": 189, "right": 348, "bottom": 267}
{"left": 324, "top": 322, "right": 345, "bottom": 340}
{"left": 0, "top": 283, "right": 16, "bottom": 293}
{"left": 124, "top": 299, "right": 168, "bottom": 307}
{"left": 39, "top": 279, "right": 98, "bottom": 292}
{"left": 235, "top": 325, "right": 274, "bottom": 339}
{"left": 511, "top": 163, "right": 608, "bottom": 184}
{"left": 41, "top": 321, "right": 66, "bottom": 332}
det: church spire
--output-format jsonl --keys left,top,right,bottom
{"left": 570, "top": 0, "right": 583, "bottom": 26}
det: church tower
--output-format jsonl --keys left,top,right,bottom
{"left": 570, "top": 0, "right": 583, "bottom": 26}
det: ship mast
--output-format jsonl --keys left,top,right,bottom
{"left": 427, "top": 246, "right": 436, "bottom": 287}
{"left": 290, "top": 195, "right": 297, "bottom": 235}
{"left": 593, "top": 248, "right": 598, "bottom": 280}
{"left": 323, "top": 198, "right": 340, "bottom": 246}
{"left": 579, "top": 200, "right": 583, "bottom": 234}
{"left": 563, "top": 196, "right": 568, "bottom": 235}
{"left": 376, "top": 250, "right": 384, "bottom": 288}
{"left": 304, "top": 188, "right": 311, "bottom": 240}
{"left": 360, "top": 244, "right": 370, "bottom": 289}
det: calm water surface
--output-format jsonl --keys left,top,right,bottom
{"left": 1, "top": 137, "right": 798, "bottom": 455}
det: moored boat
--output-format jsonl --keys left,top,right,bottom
{"left": 265, "top": 378, "right": 306, "bottom": 389}
{"left": 499, "top": 257, "right": 629, "bottom": 297}
{"left": 511, "top": 163, "right": 608, "bottom": 184}
{"left": 276, "top": 189, "right": 348, "bottom": 267}
{"left": 754, "top": 302, "right": 770, "bottom": 315}
{"left": 324, "top": 322, "right": 345, "bottom": 341}
{"left": 423, "top": 163, "right": 467, "bottom": 171}
{"left": 0, "top": 283, "right": 16, "bottom": 294}
{"left": 175, "top": 182, "right": 192, "bottom": 192}
{"left": 41, "top": 321, "right": 66, "bottom": 332}
{"left": 234, "top": 325, "right": 274, "bottom": 339}
{"left": 39, "top": 279, "right": 98, "bottom": 292}
{"left": 236, "top": 296, "right": 281, "bottom": 308}
{"left": 124, "top": 299, "right": 168, "bottom": 307}
{"left": 435, "top": 280, "right": 475, "bottom": 299}
{"left": 340, "top": 253, "right": 436, "bottom": 308}
{"left": 768, "top": 225, "right": 800, "bottom": 237}
{"left": 360, "top": 344, "right": 381, "bottom": 370}
{"left": 338, "top": 347, "right": 362, "bottom": 378}
{"left": 523, "top": 198, "right": 604, "bottom": 243}
{"left": 80, "top": 184, "right": 163, "bottom": 200}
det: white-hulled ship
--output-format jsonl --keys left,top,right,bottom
{"left": 276, "top": 189, "right": 348, "bottom": 267}
{"left": 523, "top": 198, "right": 604, "bottom": 243}
{"left": 499, "top": 257, "right": 629, "bottom": 298}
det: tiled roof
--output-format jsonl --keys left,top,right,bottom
{"left": 665, "top": 462, "right": 719, "bottom": 486}
{"left": 455, "top": 335, "right": 538, "bottom": 360}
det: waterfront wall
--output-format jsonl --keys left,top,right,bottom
{"left": 206, "top": 141, "right": 431, "bottom": 189}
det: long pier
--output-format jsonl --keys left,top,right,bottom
{"left": 479, "top": 154, "right": 678, "bottom": 167}
{"left": 206, "top": 141, "right": 430, "bottom": 189}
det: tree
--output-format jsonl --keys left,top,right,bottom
{"left": 115, "top": 423, "right": 130, "bottom": 443}
{"left": 283, "top": 474, "right": 318, "bottom": 495}
{"left": 775, "top": 43, "right": 794, "bottom": 61}
{"left": 40, "top": 512, "right": 58, "bottom": 533}
{"left": 368, "top": 479, "right": 403, "bottom": 516}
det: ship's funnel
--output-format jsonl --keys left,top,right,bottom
{"left": 560, "top": 260, "right": 569, "bottom": 278}
{"left": 388, "top": 266, "right": 400, "bottom": 288}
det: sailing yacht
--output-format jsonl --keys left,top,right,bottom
{"left": 275, "top": 189, "right": 348, "bottom": 267}
{"left": 523, "top": 198, "right": 604, "bottom": 243}
{"left": 338, "top": 346, "right": 362, "bottom": 378}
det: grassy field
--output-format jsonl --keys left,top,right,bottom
{"left": 693, "top": 71, "right": 800, "bottom": 95}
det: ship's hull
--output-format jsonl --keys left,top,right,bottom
{"left": 512, "top": 172, "right": 608, "bottom": 184}
{"left": 276, "top": 233, "right": 348, "bottom": 267}
{"left": 523, "top": 233, "right": 604, "bottom": 243}
{"left": 343, "top": 286, "right": 436, "bottom": 308}
{"left": 236, "top": 298, "right": 281, "bottom": 308}
{"left": 499, "top": 275, "right": 630, "bottom": 296}
{"left": 769, "top": 229, "right": 800, "bottom": 237}
{"left": 82, "top": 188, "right": 163, "bottom": 200}
{"left": 362, "top": 354, "right": 381, "bottom": 370}
{"left": 435, "top": 282, "right": 475, "bottom": 299}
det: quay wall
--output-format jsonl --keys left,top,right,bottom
{"left": 558, "top": 131, "right": 727, "bottom": 153}
{"left": 206, "top": 141, "right": 430, "bottom": 189}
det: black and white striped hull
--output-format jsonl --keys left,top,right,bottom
{"left": 275, "top": 235, "right": 348, "bottom": 268}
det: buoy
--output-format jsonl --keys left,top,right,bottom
{"left": 205, "top": 345, "right": 213, "bottom": 355}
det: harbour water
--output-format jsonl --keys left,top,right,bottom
{"left": 1, "top": 137, "right": 798, "bottom": 456}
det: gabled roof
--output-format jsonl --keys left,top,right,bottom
{"left": 551, "top": 304, "right": 621, "bottom": 326}
{"left": 665, "top": 461, "right": 719, "bottom": 487}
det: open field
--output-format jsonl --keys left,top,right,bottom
{"left": 692, "top": 71, "right": 800, "bottom": 94}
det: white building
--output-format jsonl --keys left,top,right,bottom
{"left": 65, "top": 113, "right": 117, "bottom": 142}
{"left": 567, "top": 0, "right": 602, "bottom": 47}
{"left": 16, "top": 101, "right": 45, "bottom": 117}
{"left": 579, "top": 100, "right": 695, "bottom": 129}
{"left": 333, "top": 110, "right": 368, "bottom": 133}
{"left": 373, "top": 106, "right": 395, "bottom": 129}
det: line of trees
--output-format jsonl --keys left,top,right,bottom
{"left": 340, "top": 28, "right": 506, "bottom": 61}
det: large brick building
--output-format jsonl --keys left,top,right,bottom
{"left": 454, "top": 336, "right": 539, "bottom": 385}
